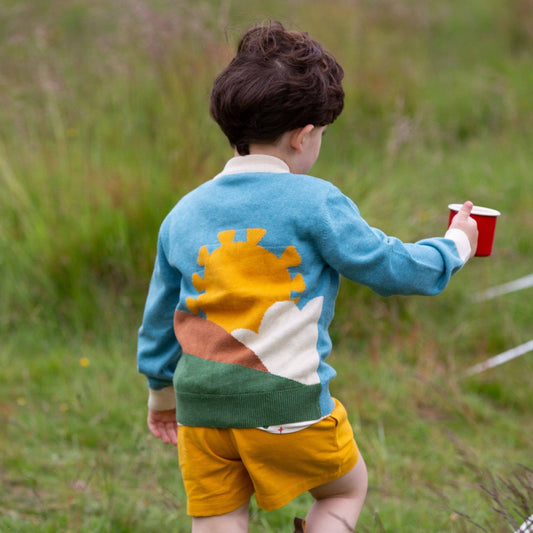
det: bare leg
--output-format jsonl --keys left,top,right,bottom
{"left": 192, "top": 501, "right": 249, "bottom": 533}
{"left": 305, "top": 455, "right": 368, "bottom": 533}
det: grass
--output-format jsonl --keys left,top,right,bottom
{"left": 1, "top": 0, "right": 532, "bottom": 531}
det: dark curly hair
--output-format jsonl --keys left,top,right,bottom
{"left": 210, "top": 21, "right": 345, "bottom": 155}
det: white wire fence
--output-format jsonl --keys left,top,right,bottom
{"left": 464, "top": 273, "right": 533, "bottom": 377}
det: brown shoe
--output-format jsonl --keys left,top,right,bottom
{"left": 293, "top": 517, "right": 306, "bottom": 532}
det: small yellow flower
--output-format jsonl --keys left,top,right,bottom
{"left": 16, "top": 397, "right": 27, "bottom": 406}
{"left": 59, "top": 403, "right": 68, "bottom": 413}
{"left": 79, "top": 357, "right": 90, "bottom": 368}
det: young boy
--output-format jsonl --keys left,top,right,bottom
{"left": 137, "top": 21, "right": 478, "bottom": 533}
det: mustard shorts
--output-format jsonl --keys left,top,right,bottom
{"left": 177, "top": 399, "right": 359, "bottom": 517}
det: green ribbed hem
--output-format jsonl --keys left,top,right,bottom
{"left": 174, "top": 353, "right": 322, "bottom": 428}
{"left": 176, "top": 385, "right": 322, "bottom": 428}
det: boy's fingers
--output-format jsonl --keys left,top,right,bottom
{"left": 162, "top": 423, "right": 177, "bottom": 445}
{"left": 456, "top": 201, "right": 474, "bottom": 219}
{"left": 168, "top": 426, "right": 178, "bottom": 446}
{"left": 151, "top": 421, "right": 177, "bottom": 445}
{"left": 148, "top": 422, "right": 161, "bottom": 439}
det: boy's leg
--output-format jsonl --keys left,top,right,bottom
{"left": 305, "top": 454, "right": 368, "bottom": 533}
{"left": 192, "top": 501, "right": 249, "bottom": 533}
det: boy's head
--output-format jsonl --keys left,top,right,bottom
{"left": 210, "top": 20, "right": 344, "bottom": 156}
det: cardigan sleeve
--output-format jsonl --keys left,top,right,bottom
{"left": 137, "top": 219, "right": 183, "bottom": 392}
{"left": 315, "top": 187, "right": 465, "bottom": 297}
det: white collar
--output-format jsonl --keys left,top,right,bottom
{"left": 213, "top": 155, "right": 290, "bottom": 179}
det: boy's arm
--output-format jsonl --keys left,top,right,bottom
{"left": 318, "top": 191, "right": 477, "bottom": 296}
{"left": 137, "top": 221, "right": 182, "bottom": 439}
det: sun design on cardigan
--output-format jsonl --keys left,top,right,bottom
{"left": 186, "top": 228, "right": 305, "bottom": 333}
{"left": 176, "top": 228, "right": 322, "bottom": 383}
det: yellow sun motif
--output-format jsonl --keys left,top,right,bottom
{"left": 186, "top": 228, "right": 305, "bottom": 333}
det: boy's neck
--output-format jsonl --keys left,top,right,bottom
{"left": 234, "top": 124, "right": 323, "bottom": 175}
{"left": 239, "top": 129, "right": 304, "bottom": 174}
{"left": 232, "top": 146, "right": 292, "bottom": 173}
{"left": 238, "top": 143, "right": 289, "bottom": 164}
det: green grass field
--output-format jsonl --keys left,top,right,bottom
{"left": 1, "top": 1, "right": 532, "bottom": 531}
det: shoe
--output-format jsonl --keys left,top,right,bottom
{"left": 293, "top": 517, "right": 306, "bottom": 532}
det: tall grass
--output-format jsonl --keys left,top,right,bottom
{"left": 1, "top": 0, "right": 532, "bottom": 330}
{"left": 1, "top": 1, "right": 532, "bottom": 531}
{"left": 0, "top": 0, "right": 232, "bottom": 332}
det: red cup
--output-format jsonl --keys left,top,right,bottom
{"left": 448, "top": 204, "right": 501, "bottom": 257}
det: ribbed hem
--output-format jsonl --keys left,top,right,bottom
{"left": 176, "top": 384, "right": 322, "bottom": 428}
{"left": 148, "top": 386, "right": 176, "bottom": 411}
{"left": 445, "top": 227, "right": 472, "bottom": 262}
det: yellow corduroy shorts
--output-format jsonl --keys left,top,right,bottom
{"left": 177, "top": 399, "right": 359, "bottom": 517}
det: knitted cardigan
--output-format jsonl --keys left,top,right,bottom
{"left": 137, "top": 155, "right": 469, "bottom": 427}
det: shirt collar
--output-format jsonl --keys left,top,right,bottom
{"left": 213, "top": 155, "right": 290, "bottom": 179}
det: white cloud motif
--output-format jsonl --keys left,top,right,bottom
{"left": 231, "top": 297, "right": 323, "bottom": 385}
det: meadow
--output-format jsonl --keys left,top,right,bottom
{"left": 1, "top": 0, "right": 532, "bottom": 531}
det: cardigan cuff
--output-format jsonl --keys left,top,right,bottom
{"left": 444, "top": 228, "right": 472, "bottom": 263}
{"left": 148, "top": 386, "right": 176, "bottom": 411}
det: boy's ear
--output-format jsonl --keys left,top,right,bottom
{"left": 290, "top": 124, "right": 315, "bottom": 153}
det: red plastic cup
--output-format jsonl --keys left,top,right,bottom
{"left": 448, "top": 204, "right": 501, "bottom": 257}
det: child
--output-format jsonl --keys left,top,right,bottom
{"left": 137, "top": 21, "right": 478, "bottom": 533}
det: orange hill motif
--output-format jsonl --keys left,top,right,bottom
{"left": 173, "top": 311, "right": 268, "bottom": 372}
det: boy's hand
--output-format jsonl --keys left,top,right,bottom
{"left": 148, "top": 409, "right": 178, "bottom": 446}
{"left": 449, "top": 201, "right": 479, "bottom": 258}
